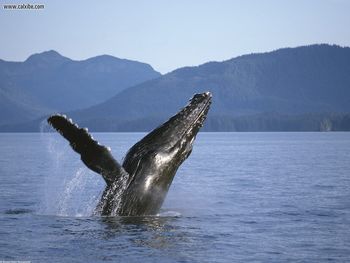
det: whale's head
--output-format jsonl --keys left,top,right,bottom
{"left": 119, "top": 92, "right": 212, "bottom": 215}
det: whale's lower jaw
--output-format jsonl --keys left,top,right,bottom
{"left": 48, "top": 92, "right": 212, "bottom": 216}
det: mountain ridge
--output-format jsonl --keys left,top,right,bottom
{"left": 0, "top": 50, "right": 161, "bottom": 125}
{"left": 1, "top": 44, "right": 350, "bottom": 131}
{"left": 65, "top": 44, "right": 350, "bottom": 131}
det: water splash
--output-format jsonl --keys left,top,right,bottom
{"left": 157, "top": 211, "right": 182, "bottom": 217}
{"left": 95, "top": 170, "right": 129, "bottom": 216}
{"left": 38, "top": 125, "right": 104, "bottom": 217}
{"left": 55, "top": 167, "right": 96, "bottom": 216}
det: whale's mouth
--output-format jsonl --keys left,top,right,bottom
{"left": 175, "top": 92, "right": 212, "bottom": 143}
{"left": 165, "top": 92, "right": 212, "bottom": 145}
{"left": 150, "top": 91, "right": 212, "bottom": 159}
{"left": 125, "top": 92, "right": 212, "bottom": 152}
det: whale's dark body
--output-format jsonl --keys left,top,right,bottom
{"left": 48, "top": 92, "right": 212, "bottom": 216}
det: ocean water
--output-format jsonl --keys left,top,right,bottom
{"left": 0, "top": 132, "right": 349, "bottom": 262}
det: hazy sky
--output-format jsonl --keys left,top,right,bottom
{"left": 1, "top": 0, "right": 349, "bottom": 73}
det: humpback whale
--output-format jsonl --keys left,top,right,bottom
{"left": 47, "top": 92, "right": 212, "bottom": 216}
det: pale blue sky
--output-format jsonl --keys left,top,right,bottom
{"left": 1, "top": 0, "right": 349, "bottom": 73}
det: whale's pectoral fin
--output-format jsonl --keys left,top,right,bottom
{"left": 47, "top": 114, "right": 127, "bottom": 185}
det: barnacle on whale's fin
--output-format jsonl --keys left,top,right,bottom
{"left": 47, "top": 114, "right": 128, "bottom": 185}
